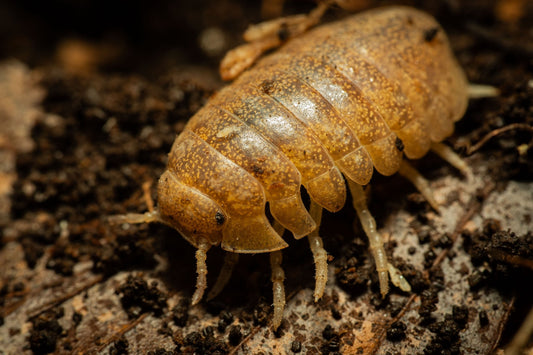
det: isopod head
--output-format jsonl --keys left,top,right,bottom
{"left": 158, "top": 169, "right": 289, "bottom": 252}
{"left": 157, "top": 170, "right": 226, "bottom": 247}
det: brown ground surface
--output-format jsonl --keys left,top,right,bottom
{"left": 0, "top": 1, "right": 532, "bottom": 354}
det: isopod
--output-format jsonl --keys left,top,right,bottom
{"left": 112, "top": 6, "right": 497, "bottom": 329}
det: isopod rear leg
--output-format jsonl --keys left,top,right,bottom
{"left": 191, "top": 239, "right": 210, "bottom": 305}
{"left": 400, "top": 143, "right": 475, "bottom": 210}
{"left": 398, "top": 160, "right": 441, "bottom": 212}
{"left": 206, "top": 253, "right": 239, "bottom": 301}
{"left": 431, "top": 142, "right": 473, "bottom": 181}
{"left": 347, "top": 180, "right": 411, "bottom": 297}
{"left": 468, "top": 83, "right": 499, "bottom": 99}
{"left": 308, "top": 200, "right": 328, "bottom": 302}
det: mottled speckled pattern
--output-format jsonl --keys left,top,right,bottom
{"left": 158, "top": 6, "right": 468, "bottom": 252}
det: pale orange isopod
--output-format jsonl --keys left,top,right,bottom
{"left": 113, "top": 6, "right": 496, "bottom": 329}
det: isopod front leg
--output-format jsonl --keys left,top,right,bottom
{"left": 107, "top": 210, "right": 161, "bottom": 225}
{"left": 191, "top": 239, "right": 211, "bottom": 305}
{"left": 270, "top": 250, "right": 286, "bottom": 330}
{"left": 107, "top": 180, "right": 162, "bottom": 225}
{"left": 308, "top": 200, "right": 328, "bottom": 302}
{"left": 206, "top": 253, "right": 239, "bottom": 301}
{"left": 347, "top": 180, "right": 411, "bottom": 297}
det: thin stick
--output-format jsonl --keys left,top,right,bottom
{"left": 26, "top": 274, "right": 103, "bottom": 319}
{"left": 467, "top": 123, "right": 533, "bottom": 155}
{"left": 93, "top": 313, "right": 148, "bottom": 353}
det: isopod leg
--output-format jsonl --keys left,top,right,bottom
{"left": 270, "top": 250, "right": 286, "bottom": 330}
{"left": 387, "top": 263, "right": 412, "bottom": 293}
{"left": 268, "top": 221, "right": 286, "bottom": 330}
{"left": 347, "top": 180, "right": 390, "bottom": 297}
{"left": 398, "top": 160, "right": 440, "bottom": 212}
{"left": 220, "top": 1, "right": 331, "bottom": 80}
{"left": 431, "top": 142, "right": 473, "bottom": 181}
{"left": 467, "top": 83, "right": 500, "bottom": 99}
{"left": 107, "top": 210, "right": 161, "bottom": 225}
{"left": 108, "top": 180, "right": 161, "bottom": 225}
{"left": 142, "top": 180, "right": 155, "bottom": 213}
{"left": 244, "top": 0, "right": 329, "bottom": 43}
{"left": 191, "top": 240, "right": 210, "bottom": 305}
{"left": 206, "top": 253, "right": 239, "bottom": 301}
{"left": 308, "top": 201, "right": 328, "bottom": 302}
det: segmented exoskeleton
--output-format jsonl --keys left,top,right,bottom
{"left": 114, "top": 6, "right": 496, "bottom": 329}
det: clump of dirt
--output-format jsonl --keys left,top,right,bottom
{"left": 321, "top": 324, "right": 341, "bottom": 354}
{"left": 115, "top": 275, "right": 168, "bottom": 318}
{"left": 386, "top": 321, "right": 407, "bottom": 342}
{"left": 28, "top": 308, "right": 65, "bottom": 354}
{"left": 45, "top": 239, "right": 79, "bottom": 276}
{"left": 464, "top": 218, "right": 533, "bottom": 291}
{"left": 179, "top": 329, "right": 229, "bottom": 354}
{"left": 228, "top": 324, "right": 243, "bottom": 345}
{"left": 92, "top": 232, "right": 158, "bottom": 276}
{"left": 335, "top": 239, "right": 374, "bottom": 295}
{"left": 171, "top": 298, "right": 191, "bottom": 327}
{"left": 251, "top": 298, "right": 272, "bottom": 327}
{"left": 108, "top": 336, "right": 129, "bottom": 355}
{"left": 423, "top": 306, "right": 470, "bottom": 355}
{"left": 217, "top": 310, "right": 235, "bottom": 332}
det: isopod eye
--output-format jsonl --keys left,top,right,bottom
{"left": 215, "top": 211, "right": 225, "bottom": 225}
{"left": 157, "top": 170, "right": 226, "bottom": 247}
